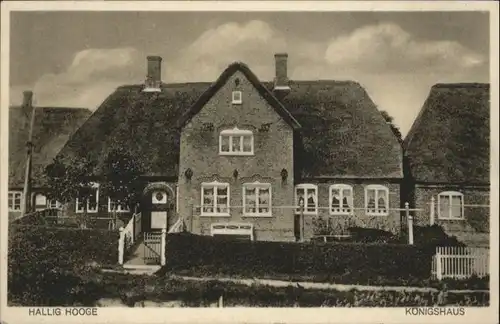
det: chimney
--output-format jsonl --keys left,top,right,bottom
{"left": 144, "top": 55, "right": 162, "bottom": 92}
{"left": 273, "top": 53, "right": 290, "bottom": 93}
{"left": 22, "top": 90, "right": 33, "bottom": 108}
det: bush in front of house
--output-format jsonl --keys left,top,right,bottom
{"left": 163, "top": 233, "right": 434, "bottom": 286}
{"left": 8, "top": 225, "right": 119, "bottom": 306}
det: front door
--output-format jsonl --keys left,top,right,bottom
{"left": 150, "top": 190, "right": 168, "bottom": 230}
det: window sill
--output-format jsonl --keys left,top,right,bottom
{"left": 294, "top": 212, "right": 318, "bottom": 216}
{"left": 232, "top": 101, "right": 242, "bottom": 105}
{"left": 8, "top": 209, "right": 21, "bottom": 212}
{"left": 108, "top": 210, "right": 131, "bottom": 213}
{"left": 437, "top": 217, "right": 465, "bottom": 221}
{"left": 219, "top": 152, "right": 254, "bottom": 156}
{"left": 242, "top": 214, "right": 273, "bottom": 218}
{"left": 76, "top": 210, "right": 99, "bottom": 214}
{"left": 200, "top": 214, "right": 231, "bottom": 217}
{"left": 329, "top": 212, "right": 354, "bottom": 216}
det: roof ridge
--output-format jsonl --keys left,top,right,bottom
{"left": 432, "top": 83, "right": 490, "bottom": 89}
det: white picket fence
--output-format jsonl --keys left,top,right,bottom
{"left": 432, "top": 246, "right": 489, "bottom": 280}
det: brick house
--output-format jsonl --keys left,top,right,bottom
{"left": 403, "top": 83, "right": 490, "bottom": 247}
{"left": 8, "top": 91, "right": 91, "bottom": 221}
{"left": 56, "top": 54, "right": 403, "bottom": 241}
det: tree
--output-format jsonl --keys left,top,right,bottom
{"left": 380, "top": 110, "right": 403, "bottom": 145}
{"left": 98, "top": 147, "right": 148, "bottom": 224}
{"left": 44, "top": 155, "right": 97, "bottom": 228}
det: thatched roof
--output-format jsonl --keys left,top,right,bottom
{"left": 9, "top": 106, "right": 92, "bottom": 188}
{"left": 404, "top": 83, "right": 490, "bottom": 184}
{"left": 57, "top": 62, "right": 403, "bottom": 179}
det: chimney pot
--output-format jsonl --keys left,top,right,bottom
{"left": 144, "top": 56, "right": 162, "bottom": 92}
{"left": 274, "top": 53, "right": 290, "bottom": 93}
{"left": 22, "top": 91, "right": 33, "bottom": 108}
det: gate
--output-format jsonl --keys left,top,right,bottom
{"left": 143, "top": 232, "right": 162, "bottom": 264}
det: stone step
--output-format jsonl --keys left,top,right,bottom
{"left": 123, "top": 264, "right": 162, "bottom": 271}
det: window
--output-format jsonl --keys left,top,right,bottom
{"left": 232, "top": 91, "right": 242, "bottom": 104}
{"left": 76, "top": 183, "right": 99, "bottom": 213}
{"left": 219, "top": 127, "right": 254, "bottom": 155}
{"left": 295, "top": 184, "right": 318, "bottom": 215}
{"left": 211, "top": 223, "right": 254, "bottom": 241}
{"left": 243, "top": 182, "right": 272, "bottom": 216}
{"left": 8, "top": 191, "right": 22, "bottom": 212}
{"left": 201, "top": 182, "right": 230, "bottom": 216}
{"left": 438, "top": 191, "right": 464, "bottom": 220}
{"left": 35, "top": 194, "right": 47, "bottom": 206}
{"left": 47, "top": 199, "right": 61, "bottom": 209}
{"left": 329, "top": 184, "right": 353, "bottom": 215}
{"left": 108, "top": 198, "right": 130, "bottom": 213}
{"left": 365, "top": 185, "right": 389, "bottom": 215}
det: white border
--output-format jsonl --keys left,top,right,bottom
{"left": 294, "top": 183, "right": 318, "bottom": 215}
{"left": 1, "top": 2, "right": 498, "bottom": 324}
{"left": 200, "top": 181, "right": 230, "bottom": 217}
{"left": 329, "top": 184, "right": 354, "bottom": 216}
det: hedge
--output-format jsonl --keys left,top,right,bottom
{"left": 163, "top": 233, "right": 434, "bottom": 285}
{"left": 8, "top": 225, "right": 119, "bottom": 305}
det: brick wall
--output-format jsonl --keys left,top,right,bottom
{"left": 178, "top": 70, "right": 295, "bottom": 241}
{"left": 413, "top": 184, "right": 489, "bottom": 246}
{"left": 303, "top": 180, "right": 402, "bottom": 240}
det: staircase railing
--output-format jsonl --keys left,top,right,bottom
{"left": 168, "top": 217, "right": 185, "bottom": 233}
{"left": 118, "top": 212, "right": 140, "bottom": 265}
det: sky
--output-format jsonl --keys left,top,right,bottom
{"left": 9, "top": 11, "right": 490, "bottom": 136}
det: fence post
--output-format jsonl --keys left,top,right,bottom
{"left": 430, "top": 196, "right": 435, "bottom": 225}
{"left": 161, "top": 227, "right": 167, "bottom": 266}
{"left": 406, "top": 202, "right": 414, "bottom": 245}
{"left": 118, "top": 227, "right": 124, "bottom": 265}
{"left": 436, "top": 249, "right": 442, "bottom": 280}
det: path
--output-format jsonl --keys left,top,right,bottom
{"left": 168, "top": 275, "right": 489, "bottom": 294}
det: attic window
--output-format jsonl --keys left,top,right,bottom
{"left": 219, "top": 127, "right": 254, "bottom": 156}
{"left": 232, "top": 91, "right": 242, "bottom": 104}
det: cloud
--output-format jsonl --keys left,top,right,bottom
{"left": 10, "top": 20, "right": 487, "bottom": 137}
{"left": 165, "top": 20, "right": 288, "bottom": 82}
{"left": 10, "top": 47, "right": 143, "bottom": 108}
{"left": 323, "top": 23, "right": 484, "bottom": 74}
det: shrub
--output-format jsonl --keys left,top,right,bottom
{"left": 413, "top": 225, "right": 464, "bottom": 254}
{"left": 163, "top": 233, "right": 434, "bottom": 285}
{"left": 8, "top": 225, "right": 119, "bottom": 305}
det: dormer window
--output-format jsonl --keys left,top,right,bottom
{"left": 232, "top": 91, "right": 242, "bottom": 104}
{"left": 219, "top": 127, "right": 254, "bottom": 156}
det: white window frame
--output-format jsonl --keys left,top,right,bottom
{"left": 232, "top": 91, "right": 242, "bottom": 104}
{"left": 201, "top": 181, "right": 230, "bottom": 217}
{"left": 211, "top": 223, "right": 254, "bottom": 241}
{"left": 76, "top": 183, "right": 99, "bottom": 214}
{"left": 219, "top": 127, "right": 254, "bottom": 156}
{"left": 295, "top": 184, "right": 318, "bottom": 215}
{"left": 437, "top": 191, "right": 465, "bottom": 220}
{"left": 8, "top": 191, "right": 23, "bottom": 212}
{"left": 329, "top": 184, "right": 354, "bottom": 215}
{"left": 242, "top": 182, "right": 272, "bottom": 217}
{"left": 364, "top": 185, "right": 389, "bottom": 216}
{"left": 47, "top": 199, "right": 62, "bottom": 210}
{"left": 107, "top": 197, "right": 130, "bottom": 213}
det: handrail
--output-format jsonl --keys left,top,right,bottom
{"left": 123, "top": 213, "right": 136, "bottom": 246}
{"left": 168, "top": 217, "right": 184, "bottom": 233}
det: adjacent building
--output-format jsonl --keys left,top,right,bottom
{"left": 404, "top": 83, "right": 490, "bottom": 247}
{"left": 8, "top": 91, "right": 92, "bottom": 220}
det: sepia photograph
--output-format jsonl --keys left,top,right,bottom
{"left": 1, "top": 1, "right": 498, "bottom": 323}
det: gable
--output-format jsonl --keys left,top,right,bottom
{"left": 176, "top": 62, "right": 300, "bottom": 131}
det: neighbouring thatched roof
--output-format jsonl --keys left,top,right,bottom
{"left": 404, "top": 83, "right": 490, "bottom": 184}
{"left": 9, "top": 106, "right": 92, "bottom": 188}
{"left": 57, "top": 62, "right": 403, "bottom": 179}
